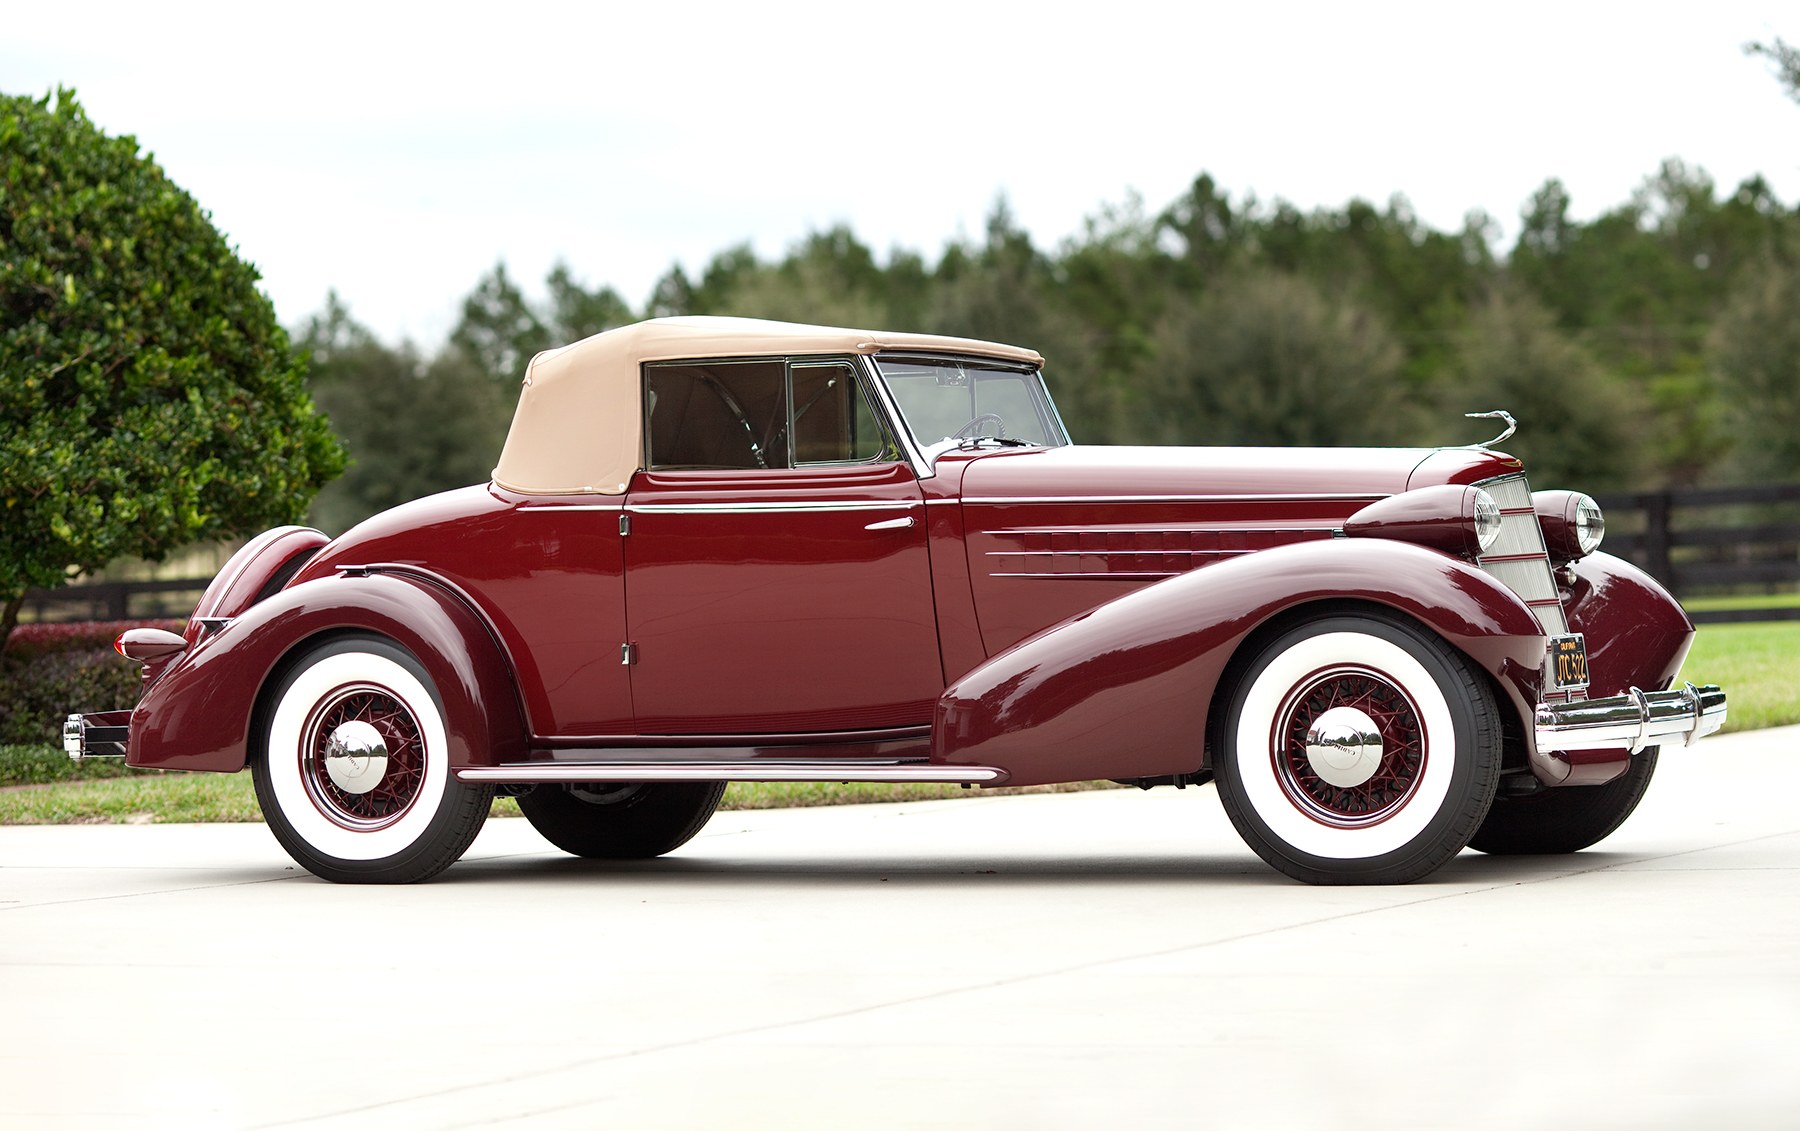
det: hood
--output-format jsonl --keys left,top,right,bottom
{"left": 957, "top": 445, "right": 1524, "bottom": 503}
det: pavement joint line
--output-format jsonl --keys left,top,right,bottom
{"left": 0, "top": 874, "right": 303, "bottom": 911}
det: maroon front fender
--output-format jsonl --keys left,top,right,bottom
{"left": 129, "top": 571, "right": 529, "bottom": 772}
{"left": 933, "top": 539, "right": 1546, "bottom": 787}
{"left": 1562, "top": 551, "right": 1694, "bottom": 699}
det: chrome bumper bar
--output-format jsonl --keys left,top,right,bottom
{"left": 63, "top": 712, "right": 131, "bottom": 761}
{"left": 1534, "top": 683, "right": 1727, "bottom": 756}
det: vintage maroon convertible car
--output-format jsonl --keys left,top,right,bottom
{"left": 68, "top": 317, "right": 1726, "bottom": 884}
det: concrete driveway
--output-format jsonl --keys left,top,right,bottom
{"left": 3, "top": 726, "right": 1796, "bottom": 1130}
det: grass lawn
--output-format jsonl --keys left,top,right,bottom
{"left": 1680, "top": 619, "right": 1799, "bottom": 733}
{"left": 0, "top": 758, "right": 1116, "bottom": 826}
{"left": 4, "top": 619, "right": 1790, "bottom": 826}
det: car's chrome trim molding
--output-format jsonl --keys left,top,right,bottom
{"left": 626, "top": 500, "right": 921, "bottom": 515}
{"left": 1534, "top": 682, "right": 1726, "bottom": 762}
{"left": 961, "top": 494, "right": 1390, "bottom": 506}
{"left": 516, "top": 503, "right": 626, "bottom": 513}
{"left": 535, "top": 725, "right": 932, "bottom": 749}
{"left": 459, "top": 761, "right": 1007, "bottom": 785}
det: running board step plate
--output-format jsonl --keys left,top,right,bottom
{"left": 457, "top": 761, "right": 1007, "bottom": 785}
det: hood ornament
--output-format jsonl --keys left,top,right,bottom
{"left": 1464, "top": 410, "right": 1517, "bottom": 450}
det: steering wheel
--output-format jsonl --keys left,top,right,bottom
{"left": 952, "top": 413, "right": 1007, "bottom": 440}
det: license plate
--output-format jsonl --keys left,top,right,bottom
{"left": 1549, "top": 634, "right": 1590, "bottom": 693}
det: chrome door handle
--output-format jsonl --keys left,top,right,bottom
{"left": 864, "top": 516, "right": 915, "bottom": 531}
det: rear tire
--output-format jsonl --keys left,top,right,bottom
{"left": 1469, "top": 746, "right": 1659, "bottom": 855}
{"left": 518, "top": 781, "right": 726, "bottom": 859}
{"left": 1212, "top": 614, "right": 1502, "bottom": 885}
{"left": 252, "top": 636, "right": 492, "bottom": 884}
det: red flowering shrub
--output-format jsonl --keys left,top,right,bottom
{"left": 0, "top": 620, "right": 181, "bottom": 746}
{"left": 4, "top": 619, "right": 185, "bottom": 660}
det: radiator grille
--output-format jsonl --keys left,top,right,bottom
{"left": 1476, "top": 475, "right": 1570, "bottom": 637}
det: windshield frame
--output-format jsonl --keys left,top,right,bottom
{"left": 868, "top": 352, "right": 1071, "bottom": 474}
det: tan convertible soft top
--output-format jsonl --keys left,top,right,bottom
{"left": 492, "top": 316, "right": 1043, "bottom": 495}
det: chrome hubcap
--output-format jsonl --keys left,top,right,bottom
{"left": 1304, "top": 706, "right": 1384, "bottom": 788}
{"left": 323, "top": 720, "right": 389, "bottom": 795}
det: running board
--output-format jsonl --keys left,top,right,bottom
{"left": 457, "top": 761, "right": 1008, "bottom": 785}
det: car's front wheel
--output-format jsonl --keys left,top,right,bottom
{"left": 1212, "top": 614, "right": 1502, "bottom": 885}
{"left": 252, "top": 636, "right": 492, "bottom": 884}
{"left": 517, "top": 781, "right": 726, "bottom": 859}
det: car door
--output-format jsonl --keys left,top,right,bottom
{"left": 621, "top": 357, "right": 943, "bottom": 736}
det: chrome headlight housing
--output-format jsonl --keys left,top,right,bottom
{"left": 1533, "top": 490, "right": 1606, "bottom": 561}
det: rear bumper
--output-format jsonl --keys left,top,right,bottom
{"left": 63, "top": 711, "right": 131, "bottom": 761}
{"left": 1535, "top": 683, "right": 1727, "bottom": 757}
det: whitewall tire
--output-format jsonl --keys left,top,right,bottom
{"left": 1213, "top": 614, "right": 1502, "bottom": 885}
{"left": 252, "top": 636, "right": 492, "bottom": 883}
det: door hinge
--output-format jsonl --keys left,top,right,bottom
{"left": 620, "top": 642, "right": 638, "bottom": 666}
{"left": 619, "top": 513, "right": 631, "bottom": 536}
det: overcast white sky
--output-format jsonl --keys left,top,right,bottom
{"left": 6, "top": 1, "right": 1797, "bottom": 348}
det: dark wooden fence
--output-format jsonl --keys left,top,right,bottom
{"left": 18, "top": 577, "right": 211, "bottom": 623}
{"left": 1593, "top": 483, "right": 1800, "bottom": 623}
{"left": 19, "top": 484, "right": 1800, "bottom": 626}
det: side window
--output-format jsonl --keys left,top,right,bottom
{"left": 791, "top": 362, "right": 892, "bottom": 465}
{"left": 645, "top": 361, "right": 787, "bottom": 469}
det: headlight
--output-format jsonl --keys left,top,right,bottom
{"left": 1343, "top": 484, "right": 1508, "bottom": 559}
{"left": 1472, "top": 488, "right": 1503, "bottom": 555}
{"left": 1532, "top": 490, "right": 1605, "bottom": 561}
{"left": 1574, "top": 495, "right": 1605, "bottom": 554}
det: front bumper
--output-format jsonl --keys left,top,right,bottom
{"left": 1535, "top": 683, "right": 1727, "bottom": 756}
{"left": 63, "top": 711, "right": 131, "bottom": 761}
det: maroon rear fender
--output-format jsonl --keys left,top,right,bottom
{"left": 933, "top": 539, "right": 1548, "bottom": 787}
{"left": 129, "top": 570, "right": 529, "bottom": 772}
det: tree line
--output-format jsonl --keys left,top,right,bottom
{"left": 304, "top": 158, "right": 1800, "bottom": 534}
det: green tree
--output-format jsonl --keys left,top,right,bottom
{"left": 1747, "top": 38, "right": 1800, "bottom": 104}
{"left": 1445, "top": 291, "right": 1640, "bottom": 490}
{"left": 448, "top": 262, "right": 549, "bottom": 384}
{"left": 544, "top": 262, "right": 633, "bottom": 344}
{"left": 0, "top": 89, "right": 344, "bottom": 642}
{"left": 1709, "top": 261, "right": 1800, "bottom": 481}
{"left": 1142, "top": 269, "right": 1406, "bottom": 447}
{"left": 298, "top": 296, "right": 509, "bottom": 534}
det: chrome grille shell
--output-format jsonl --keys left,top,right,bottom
{"left": 1475, "top": 475, "right": 1570, "bottom": 637}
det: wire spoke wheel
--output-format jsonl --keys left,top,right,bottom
{"left": 1213, "top": 614, "right": 1501, "bottom": 885}
{"left": 1274, "top": 668, "right": 1425, "bottom": 827}
{"left": 253, "top": 636, "right": 492, "bottom": 883}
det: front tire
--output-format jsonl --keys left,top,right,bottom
{"left": 1212, "top": 614, "right": 1502, "bottom": 885}
{"left": 252, "top": 636, "right": 492, "bottom": 884}
{"left": 1469, "top": 746, "right": 1659, "bottom": 855}
{"left": 517, "top": 781, "right": 726, "bottom": 859}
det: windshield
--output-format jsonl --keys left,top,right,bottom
{"left": 874, "top": 356, "right": 1070, "bottom": 452}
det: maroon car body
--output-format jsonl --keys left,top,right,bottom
{"left": 67, "top": 317, "right": 1726, "bottom": 884}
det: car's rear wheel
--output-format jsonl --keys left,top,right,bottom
{"left": 253, "top": 636, "right": 492, "bottom": 884}
{"left": 1468, "top": 745, "right": 1659, "bottom": 855}
{"left": 1212, "top": 614, "right": 1502, "bottom": 884}
{"left": 517, "top": 781, "right": 726, "bottom": 859}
